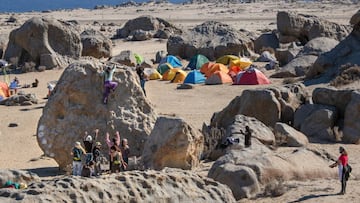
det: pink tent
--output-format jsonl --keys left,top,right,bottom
{"left": 234, "top": 67, "right": 270, "bottom": 85}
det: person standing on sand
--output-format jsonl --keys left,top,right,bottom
{"left": 244, "top": 126, "right": 252, "bottom": 148}
{"left": 136, "top": 65, "right": 148, "bottom": 96}
{"left": 106, "top": 131, "right": 120, "bottom": 172}
{"left": 71, "top": 142, "right": 86, "bottom": 176}
{"left": 101, "top": 64, "right": 118, "bottom": 104}
{"left": 83, "top": 129, "right": 99, "bottom": 164}
{"left": 110, "top": 145, "right": 127, "bottom": 173}
{"left": 120, "top": 138, "right": 130, "bottom": 170}
{"left": 92, "top": 142, "right": 102, "bottom": 176}
{"left": 329, "top": 146, "right": 350, "bottom": 195}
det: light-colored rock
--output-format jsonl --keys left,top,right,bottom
{"left": 274, "top": 122, "right": 309, "bottom": 147}
{"left": 37, "top": 60, "right": 157, "bottom": 169}
{"left": 4, "top": 17, "right": 81, "bottom": 70}
{"left": 312, "top": 87, "right": 354, "bottom": 117}
{"left": 0, "top": 169, "right": 236, "bottom": 203}
{"left": 81, "top": 29, "right": 112, "bottom": 58}
{"left": 271, "top": 55, "right": 317, "bottom": 78}
{"left": 109, "top": 50, "right": 137, "bottom": 67}
{"left": 297, "top": 37, "right": 339, "bottom": 57}
{"left": 167, "top": 21, "right": 253, "bottom": 60}
{"left": 208, "top": 163, "right": 260, "bottom": 200}
{"left": 142, "top": 116, "right": 204, "bottom": 170}
{"left": 343, "top": 91, "right": 360, "bottom": 144}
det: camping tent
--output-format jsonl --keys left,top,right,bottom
{"left": 200, "top": 62, "right": 215, "bottom": 75}
{"left": 229, "top": 58, "right": 252, "bottom": 70}
{"left": 157, "top": 63, "right": 173, "bottom": 75}
{"left": 159, "top": 55, "right": 182, "bottom": 68}
{"left": 216, "top": 55, "right": 240, "bottom": 65}
{"left": 171, "top": 70, "right": 187, "bottom": 83}
{"left": 186, "top": 54, "right": 209, "bottom": 70}
{"left": 228, "top": 65, "right": 243, "bottom": 80}
{"left": 183, "top": 70, "right": 206, "bottom": 84}
{"left": 144, "top": 68, "right": 162, "bottom": 80}
{"left": 234, "top": 67, "right": 271, "bottom": 85}
{"left": 0, "top": 81, "right": 10, "bottom": 100}
{"left": 205, "top": 63, "right": 228, "bottom": 78}
{"left": 134, "top": 53, "right": 144, "bottom": 65}
{"left": 163, "top": 68, "right": 182, "bottom": 81}
{"left": 205, "top": 71, "right": 233, "bottom": 85}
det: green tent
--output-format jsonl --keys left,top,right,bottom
{"left": 186, "top": 54, "right": 209, "bottom": 70}
{"left": 134, "top": 53, "right": 144, "bottom": 65}
{"left": 157, "top": 63, "right": 173, "bottom": 75}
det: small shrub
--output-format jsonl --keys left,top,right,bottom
{"left": 262, "top": 179, "right": 287, "bottom": 197}
{"left": 330, "top": 64, "right": 360, "bottom": 87}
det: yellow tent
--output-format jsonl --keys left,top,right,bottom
{"left": 144, "top": 68, "right": 162, "bottom": 80}
{"left": 171, "top": 69, "right": 187, "bottom": 83}
{"left": 163, "top": 68, "right": 181, "bottom": 81}
{"left": 229, "top": 57, "right": 252, "bottom": 70}
{"left": 216, "top": 55, "right": 240, "bottom": 65}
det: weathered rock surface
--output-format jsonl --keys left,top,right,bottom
{"left": 274, "top": 122, "right": 309, "bottom": 147}
{"left": 37, "top": 60, "right": 157, "bottom": 169}
{"left": 167, "top": 21, "right": 253, "bottom": 60}
{"left": 306, "top": 10, "right": 360, "bottom": 79}
{"left": 343, "top": 91, "right": 360, "bottom": 144}
{"left": 4, "top": 17, "right": 82, "bottom": 70}
{"left": 277, "top": 11, "right": 350, "bottom": 45}
{"left": 275, "top": 44, "right": 301, "bottom": 66}
{"left": 142, "top": 116, "right": 204, "bottom": 170}
{"left": 80, "top": 29, "right": 112, "bottom": 58}
{"left": 110, "top": 50, "right": 138, "bottom": 67}
{"left": 0, "top": 35, "right": 7, "bottom": 58}
{"left": 0, "top": 169, "right": 236, "bottom": 203}
{"left": 271, "top": 55, "right": 317, "bottom": 78}
{"left": 254, "top": 32, "right": 279, "bottom": 54}
{"left": 0, "top": 93, "right": 38, "bottom": 106}
{"left": 115, "top": 15, "right": 181, "bottom": 40}
{"left": 297, "top": 37, "right": 339, "bottom": 57}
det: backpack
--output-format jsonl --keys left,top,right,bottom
{"left": 81, "top": 165, "right": 91, "bottom": 177}
{"left": 345, "top": 164, "right": 352, "bottom": 181}
{"left": 73, "top": 148, "right": 81, "bottom": 161}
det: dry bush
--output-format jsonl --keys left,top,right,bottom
{"left": 260, "top": 179, "right": 287, "bottom": 198}
{"left": 330, "top": 64, "right": 360, "bottom": 87}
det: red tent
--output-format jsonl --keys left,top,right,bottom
{"left": 234, "top": 67, "right": 270, "bottom": 85}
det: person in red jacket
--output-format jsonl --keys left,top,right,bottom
{"left": 329, "top": 146, "right": 349, "bottom": 195}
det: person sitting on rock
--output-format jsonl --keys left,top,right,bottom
{"left": 83, "top": 129, "right": 99, "bottom": 165}
{"left": 120, "top": 138, "right": 130, "bottom": 170}
{"left": 101, "top": 64, "right": 118, "bottom": 104}
{"left": 71, "top": 141, "right": 86, "bottom": 176}
{"left": 106, "top": 131, "right": 120, "bottom": 172}
{"left": 110, "top": 145, "right": 127, "bottom": 173}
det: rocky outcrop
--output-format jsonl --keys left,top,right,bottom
{"left": 271, "top": 55, "right": 317, "bottom": 78}
{"left": 274, "top": 122, "right": 308, "bottom": 147}
{"left": 115, "top": 15, "right": 181, "bottom": 41}
{"left": 0, "top": 35, "right": 7, "bottom": 58}
{"left": 306, "top": 10, "right": 360, "bottom": 79}
{"left": 277, "top": 11, "right": 350, "bottom": 45}
{"left": 0, "top": 169, "right": 40, "bottom": 187}
{"left": 0, "top": 169, "right": 236, "bottom": 203}
{"left": 254, "top": 32, "right": 279, "bottom": 54}
{"left": 142, "top": 116, "right": 204, "bottom": 170}
{"left": 4, "top": 17, "right": 82, "bottom": 70}
{"left": 80, "top": 29, "right": 112, "bottom": 58}
{"left": 343, "top": 91, "right": 360, "bottom": 144}
{"left": 109, "top": 50, "right": 141, "bottom": 67}
{"left": 0, "top": 93, "right": 38, "bottom": 106}
{"left": 275, "top": 43, "right": 301, "bottom": 67}
{"left": 297, "top": 37, "right": 339, "bottom": 57}
{"left": 37, "top": 60, "right": 157, "bottom": 169}
{"left": 167, "top": 21, "right": 253, "bottom": 60}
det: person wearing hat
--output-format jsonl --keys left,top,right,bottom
{"left": 71, "top": 141, "right": 86, "bottom": 176}
{"left": 92, "top": 141, "right": 102, "bottom": 176}
{"left": 329, "top": 146, "right": 350, "bottom": 195}
{"left": 83, "top": 129, "right": 99, "bottom": 165}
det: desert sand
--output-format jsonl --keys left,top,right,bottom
{"left": 0, "top": 1, "right": 359, "bottom": 202}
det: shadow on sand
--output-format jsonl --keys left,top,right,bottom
{"left": 25, "top": 167, "right": 65, "bottom": 178}
{"left": 288, "top": 193, "right": 340, "bottom": 203}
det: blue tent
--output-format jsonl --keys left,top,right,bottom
{"left": 159, "top": 55, "right": 182, "bottom": 68}
{"left": 183, "top": 70, "right": 206, "bottom": 84}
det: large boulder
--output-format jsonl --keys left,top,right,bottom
{"left": 4, "top": 17, "right": 82, "bottom": 70}
{"left": 36, "top": 60, "right": 157, "bottom": 169}
{"left": 80, "top": 29, "right": 112, "bottom": 58}
{"left": 277, "top": 11, "right": 351, "bottom": 45}
{"left": 0, "top": 35, "right": 7, "bottom": 58}
{"left": 254, "top": 32, "right": 279, "bottom": 54}
{"left": 167, "top": 21, "right": 253, "bottom": 60}
{"left": 343, "top": 91, "right": 360, "bottom": 144}
{"left": 271, "top": 55, "right": 317, "bottom": 78}
{"left": 306, "top": 10, "right": 360, "bottom": 79}
{"left": 0, "top": 169, "right": 236, "bottom": 203}
{"left": 115, "top": 15, "right": 181, "bottom": 40}
{"left": 312, "top": 87, "right": 354, "bottom": 118}
{"left": 275, "top": 44, "right": 301, "bottom": 66}
{"left": 142, "top": 116, "right": 204, "bottom": 170}
{"left": 0, "top": 93, "right": 38, "bottom": 106}
{"left": 296, "top": 37, "right": 339, "bottom": 57}
{"left": 274, "top": 122, "right": 308, "bottom": 147}
{"left": 110, "top": 50, "right": 138, "bottom": 67}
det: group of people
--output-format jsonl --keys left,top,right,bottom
{"left": 101, "top": 64, "right": 148, "bottom": 104}
{"left": 71, "top": 129, "right": 130, "bottom": 177}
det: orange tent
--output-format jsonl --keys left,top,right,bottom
{"left": 0, "top": 81, "right": 10, "bottom": 99}
{"left": 200, "top": 62, "right": 215, "bottom": 75}
{"left": 171, "top": 69, "right": 187, "bottom": 83}
{"left": 205, "top": 71, "right": 233, "bottom": 85}
{"left": 228, "top": 66, "right": 242, "bottom": 80}
{"left": 205, "top": 63, "right": 228, "bottom": 78}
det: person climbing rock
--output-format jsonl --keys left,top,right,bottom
{"left": 101, "top": 64, "right": 118, "bottom": 104}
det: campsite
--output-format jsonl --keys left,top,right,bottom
{"left": 0, "top": 0, "right": 360, "bottom": 202}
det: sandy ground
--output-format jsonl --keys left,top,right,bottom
{"left": 0, "top": 1, "right": 359, "bottom": 202}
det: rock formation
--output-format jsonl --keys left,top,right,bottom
{"left": 0, "top": 169, "right": 40, "bottom": 187}
{"left": 142, "top": 116, "right": 204, "bottom": 170}
{"left": 0, "top": 169, "right": 236, "bottom": 203}
{"left": 4, "top": 17, "right": 82, "bottom": 70}
{"left": 115, "top": 15, "right": 181, "bottom": 41}
{"left": 0, "top": 93, "right": 38, "bottom": 106}
{"left": 343, "top": 91, "right": 360, "bottom": 143}
{"left": 80, "top": 29, "right": 112, "bottom": 58}
{"left": 274, "top": 122, "right": 309, "bottom": 147}
{"left": 37, "top": 60, "right": 157, "bottom": 169}
{"left": 306, "top": 10, "right": 360, "bottom": 79}
{"left": 254, "top": 32, "right": 279, "bottom": 54}
{"left": 167, "top": 21, "right": 253, "bottom": 60}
